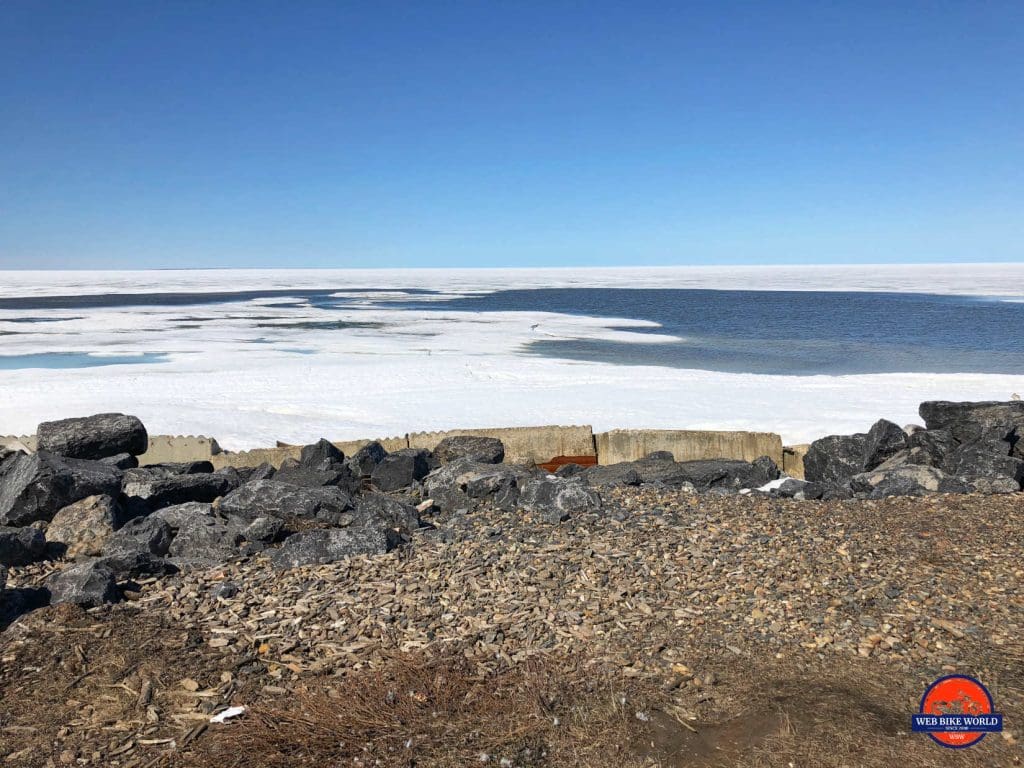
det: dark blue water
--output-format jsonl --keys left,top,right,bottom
{"left": 392, "top": 289, "right": 1024, "bottom": 376}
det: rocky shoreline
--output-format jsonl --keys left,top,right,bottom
{"left": 1, "top": 399, "right": 1023, "bottom": 613}
{"left": 1, "top": 401, "right": 1023, "bottom": 766}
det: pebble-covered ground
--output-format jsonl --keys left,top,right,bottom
{"left": 2, "top": 489, "right": 1022, "bottom": 767}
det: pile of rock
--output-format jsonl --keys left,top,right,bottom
{"left": 3, "top": 401, "right": 1021, "bottom": 614}
{"left": 791, "top": 400, "right": 1024, "bottom": 499}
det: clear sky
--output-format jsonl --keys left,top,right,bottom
{"left": 1, "top": 1, "right": 1022, "bottom": 270}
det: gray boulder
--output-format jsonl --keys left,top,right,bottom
{"left": 103, "top": 515, "right": 173, "bottom": 557}
{"left": 95, "top": 516, "right": 179, "bottom": 577}
{"left": 945, "top": 446, "right": 1024, "bottom": 489}
{"left": 920, "top": 400, "right": 1024, "bottom": 443}
{"left": 803, "top": 433, "right": 868, "bottom": 484}
{"left": 154, "top": 502, "right": 260, "bottom": 567}
{"left": 122, "top": 470, "right": 238, "bottom": 510}
{"left": 138, "top": 460, "right": 215, "bottom": 476}
{"left": 0, "top": 451, "right": 123, "bottom": 526}
{"left": 46, "top": 494, "right": 124, "bottom": 558}
{"left": 241, "top": 516, "right": 284, "bottom": 544}
{"left": 862, "top": 420, "right": 907, "bottom": 470}
{"left": 554, "top": 463, "right": 584, "bottom": 478}
{"left": 851, "top": 465, "right": 970, "bottom": 498}
{"left": 99, "top": 453, "right": 139, "bottom": 469}
{"left": 46, "top": 561, "right": 121, "bottom": 607}
{"left": 773, "top": 478, "right": 812, "bottom": 498}
{"left": 585, "top": 456, "right": 778, "bottom": 492}
{"left": 272, "top": 464, "right": 359, "bottom": 493}
{"left": 905, "top": 429, "right": 956, "bottom": 468}
{"left": 298, "top": 439, "right": 345, "bottom": 469}
{"left": 433, "top": 436, "right": 505, "bottom": 465}
{"left": 371, "top": 449, "right": 432, "bottom": 491}
{"left": 167, "top": 512, "right": 245, "bottom": 569}
{"left": 518, "top": 477, "right": 602, "bottom": 523}
{"left": 37, "top": 413, "right": 148, "bottom": 459}
{"left": 583, "top": 462, "right": 644, "bottom": 486}
{"left": 0, "top": 526, "right": 47, "bottom": 566}
{"left": 349, "top": 441, "right": 388, "bottom": 476}
{"left": 218, "top": 480, "right": 354, "bottom": 521}
{"left": 270, "top": 525, "right": 397, "bottom": 570}
{"left": 422, "top": 459, "right": 529, "bottom": 511}
{"left": 151, "top": 501, "right": 216, "bottom": 528}
{"left": 356, "top": 493, "right": 420, "bottom": 534}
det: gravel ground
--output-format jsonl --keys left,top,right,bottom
{"left": 2, "top": 489, "right": 1022, "bottom": 766}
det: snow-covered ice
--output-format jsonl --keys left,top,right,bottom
{"left": 1, "top": 264, "right": 1022, "bottom": 448}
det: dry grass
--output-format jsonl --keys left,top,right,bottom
{"left": 193, "top": 652, "right": 665, "bottom": 768}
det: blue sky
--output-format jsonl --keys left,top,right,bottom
{"left": 1, "top": 1, "right": 1022, "bottom": 269}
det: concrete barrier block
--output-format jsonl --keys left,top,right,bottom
{"left": 332, "top": 436, "right": 409, "bottom": 455}
{"left": 138, "top": 435, "right": 222, "bottom": 465}
{"left": 595, "top": 429, "right": 783, "bottom": 465}
{"left": 408, "top": 425, "right": 596, "bottom": 465}
{"left": 0, "top": 435, "right": 37, "bottom": 452}
{"left": 783, "top": 444, "right": 809, "bottom": 479}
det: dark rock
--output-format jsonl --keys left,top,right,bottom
{"left": 677, "top": 457, "right": 780, "bottom": 491}
{"left": 583, "top": 462, "right": 644, "bottom": 486}
{"left": 433, "top": 436, "right": 505, "bottom": 465}
{"left": 122, "top": 470, "right": 238, "bottom": 510}
{"left": 272, "top": 464, "right": 359, "bottom": 493}
{"left": 518, "top": 478, "right": 602, "bottom": 523}
{"left": 422, "top": 459, "right": 529, "bottom": 511}
{"left": 945, "top": 446, "right": 1024, "bottom": 489}
{"left": 0, "top": 526, "right": 47, "bottom": 566}
{"left": 803, "top": 433, "right": 868, "bottom": 484}
{"left": 139, "top": 460, "right": 215, "bottom": 475}
{"left": 0, "top": 451, "right": 123, "bottom": 526}
{"left": 155, "top": 505, "right": 265, "bottom": 565}
{"left": 799, "top": 481, "right": 854, "bottom": 500}
{"left": 906, "top": 429, "right": 956, "bottom": 468}
{"left": 773, "top": 478, "right": 811, "bottom": 498}
{"left": 356, "top": 493, "right": 420, "bottom": 534}
{"left": 349, "top": 441, "right": 388, "bottom": 476}
{"left": 645, "top": 451, "right": 675, "bottom": 461}
{"left": 212, "top": 582, "right": 239, "bottom": 599}
{"left": 218, "top": 480, "right": 354, "bottom": 521}
{"left": 96, "top": 550, "right": 176, "bottom": 579}
{"left": 583, "top": 456, "right": 776, "bottom": 491}
{"left": 37, "top": 413, "right": 148, "bottom": 459}
{"left": 98, "top": 453, "right": 139, "bottom": 470}
{"left": 166, "top": 510, "right": 245, "bottom": 569}
{"left": 240, "top": 516, "right": 284, "bottom": 544}
{"left": 151, "top": 501, "right": 216, "bottom": 528}
{"left": 371, "top": 449, "right": 432, "bottom": 491}
{"left": 299, "top": 439, "right": 345, "bottom": 469}
{"left": 247, "top": 462, "right": 277, "bottom": 482}
{"left": 46, "top": 561, "right": 122, "bottom": 607}
{"left": 920, "top": 400, "right": 1024, "bottom": 443}
{"left": 861, "top": 420, "right": 907, "bottom": 470}
{"left": 851, "top": 465, "right": 970, "bottom": 498}
{"left": 750, "top": 456, "right": 782, "bottom": 483}
{"left": 104, "top": 515, "right": 173, "bottom": 557}
{"left": 270, "top": 524, "right": 397, "bottom": 570}
{"left": 554, "top": 463, "right": 584, "bottom": 478}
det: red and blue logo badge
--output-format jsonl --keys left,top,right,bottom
{"left": 912, "top": 675, "right": 1003, "bottom": 748}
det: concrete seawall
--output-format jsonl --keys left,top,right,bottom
{"left": 4, "top": 425, "right": 800, "bottom": 473}
{"left": 408, "top": 426, "right": 596, "bottom": 465}
{"left": 595, "top": 429, "right": 783, "bottom": 466}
